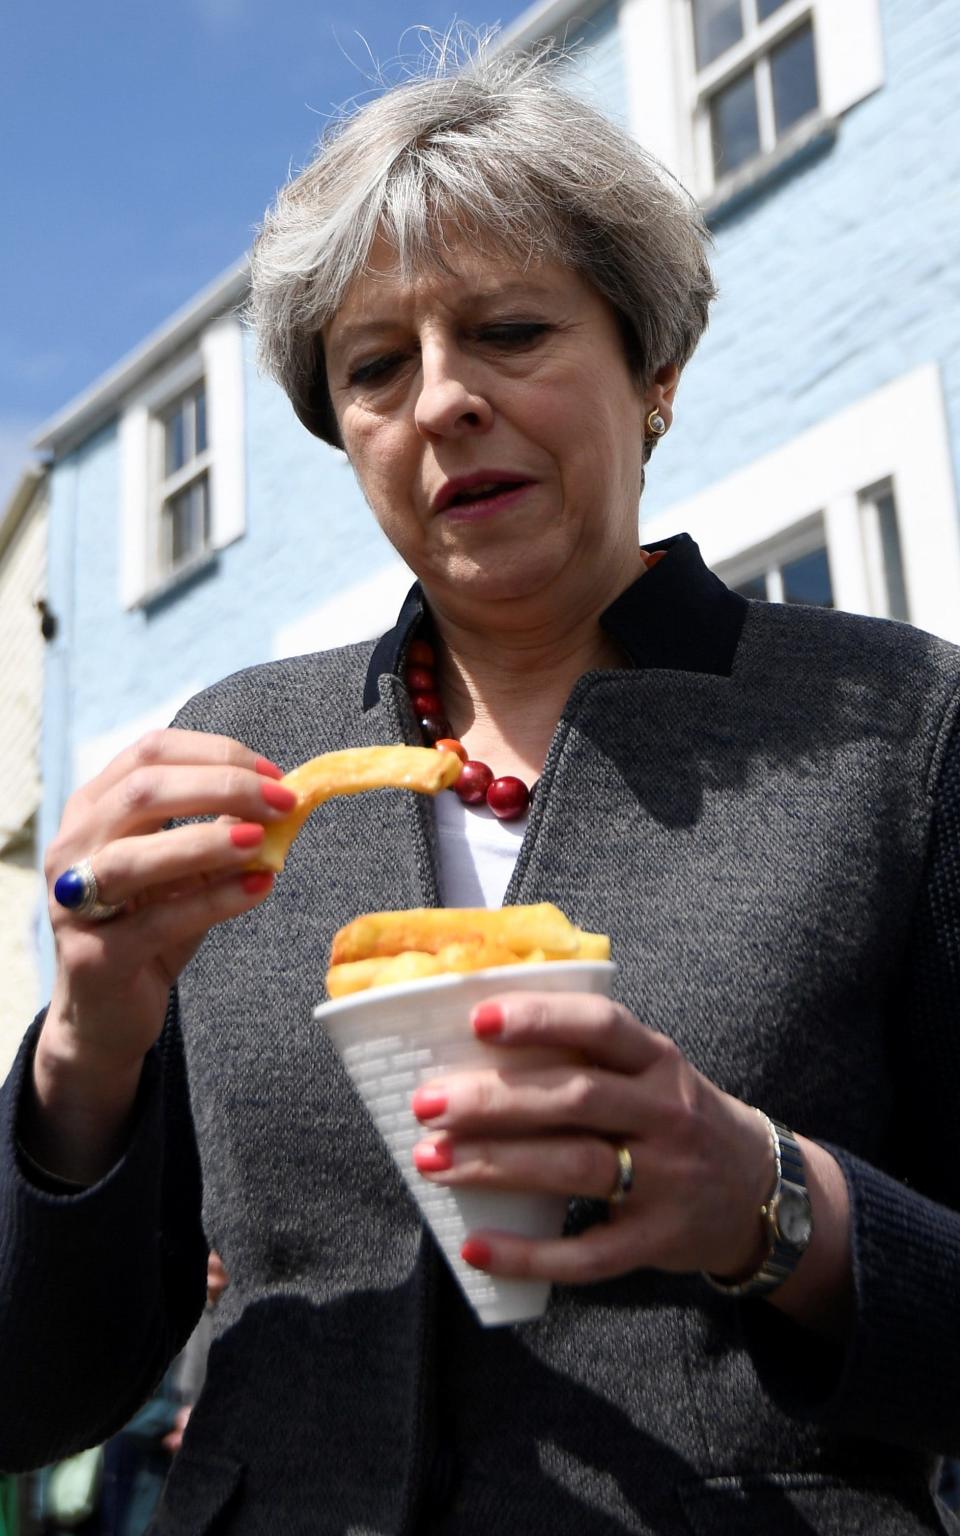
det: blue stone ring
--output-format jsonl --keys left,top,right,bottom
{"left": 53, "top": 858, "right": 124, "bottom": 922}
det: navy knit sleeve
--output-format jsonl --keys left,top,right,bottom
{"left": 740, "top": 699, "right": 960, "bottom": 1452}
{"left": 0, "top": 994, "right": 207, "bottom": 1472}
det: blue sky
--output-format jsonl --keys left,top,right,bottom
{"left": 0, "top": 0, "right": 531, "bottom": 508}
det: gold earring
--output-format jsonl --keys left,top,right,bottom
{"left": 646, "top": 408, "right": 667, "bottom": 438}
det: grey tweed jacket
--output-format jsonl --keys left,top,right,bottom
{"left": 3, "top": 536, "right": 960, "bottom": 1535}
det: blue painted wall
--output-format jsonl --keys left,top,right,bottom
{"left": 558, "top": 1, "right": 630, "bottom": 129}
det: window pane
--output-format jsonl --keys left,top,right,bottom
{"left": 168, "top": 487, "right": 194, "bottom": 569}
{"left": 166, "top": 474, "right": 210, "bottom": 570}
{"left": 164, "top": 404, "right": 187, "bottom": 477}
{"left": 691, "top": 0, "right": 743, "bottom": 68}
{"left": 735, "top": 575, "right": 768, "bottom": 601}
{"left": 771, "top": 23, "right": 819, "bottom": 138}
{"left": 167, "top": 489, "right": 187, "bottom": 568}
{"left": 195, "top": 387, "right": 207, "bottom": 455}
{"left": 757, "top": 0, "right": 790, "bottom": 19}
{"left": 781, "top": 546, "right": 833, "bottom": 608}
{"left": 710, "top": 68, "right": 760, "bottom": 177}
{"left": 876, "top": 489, "right": 909, "bottom": 622}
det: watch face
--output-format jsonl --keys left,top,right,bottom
{"left": 778, "top": 1186, "right": 813, "bottom": 1247}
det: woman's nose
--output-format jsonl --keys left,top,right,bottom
{"left": 414, "top": 344, "right": 494, "bottom": 439}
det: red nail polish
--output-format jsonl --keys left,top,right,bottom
{"left": 255, "top": 756, "right": 285, "bottom": 780}
{"left": 413, "top": 1140, "right": 454, "bottom": 1172}
{"left": 460, "top": 1238, "right": 492, "bottom": 1270}
{"left": 229, "top": 822, "right": 265, "bottom": 849}
{"left": 473, "top": 1002, "right": 504, "bottom": 1038}
{"left": 241, "top": 871, "right": 274, "bottom": 896}
{"left": 260, "top": 778, "right": 298, "bottom": 812}
{"left": 412, "top": 1089, "right": 448, "bottom": 1121}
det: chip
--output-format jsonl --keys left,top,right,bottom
{"left": 326, "top": 940, "right": 524, "bottom": 998}
{"left": 326, "top": 903, "right": 610, "bottom": 995}
{"left": 330, "top": 902, "right": 584, "bottom": 964}
{"left": 253, "top": 745, "right": 461, "bottom": 872}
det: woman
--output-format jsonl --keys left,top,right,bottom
{"left": 3, "top": 40, "right": 960, "bottom": 1536}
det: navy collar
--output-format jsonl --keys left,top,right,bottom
{"left": 362, "top": 533, "right": 747, "bottom": 710}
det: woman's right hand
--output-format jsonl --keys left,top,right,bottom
{"left": 28, "top": 729, "right": 295, "bottom": 1180}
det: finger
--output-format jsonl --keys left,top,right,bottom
{"left": 53, "top": 866, "right": 275, "bottom": 952}
{"left": 52, "top": 764, "right": 298, "bottom": 854}
{"left": 470, "top": 992, "right": 673, "bottom": 1075}
{"left": 78, "top": 729, "right": 283, "bottom": 803}
{"left": 411, "top": 1065, "right": 641, "bottom": 1137}
{"left": 52, "top": 821, "right": 269, "bottom": 909}
{"left": 49, "top": 872, "right": 276, "bottom": 1011}
{"left": 120, "top": 869, "right": 276, "bottom": 947}
{"left": 413, "top": 1133, "right": 630, "bottom": 1203}
{"left": 460, "top": 1220, "right": 646, "bottom": 1287}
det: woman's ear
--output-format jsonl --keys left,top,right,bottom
{"left": 647, "top": 363, "right": 681, "bottom": 430}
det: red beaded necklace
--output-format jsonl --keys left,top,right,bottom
{"left": 404, "top": 551, "right": 667, "bottom": 823}
{"left": 403, "top": 638, "right": 533, "bottom": 821}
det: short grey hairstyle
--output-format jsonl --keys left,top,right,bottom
{"left": 249, "top": 34, "right": 716, "bottom": 449}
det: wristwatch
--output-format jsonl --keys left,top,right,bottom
{"left": 703, "top": 1114, "right": 814, "bottom": 1299}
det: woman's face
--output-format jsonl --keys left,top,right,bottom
{"left": 324, "top": 236, "right": 673, "bottom": 610}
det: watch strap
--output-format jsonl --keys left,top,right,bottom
{"left": 702, "top": 1111, "right": 811, "bottom": 1300}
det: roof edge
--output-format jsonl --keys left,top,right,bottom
{"left": 33, "top": 257, "right": 250, "bottom": 459}
{"left": 497, "top": 0, "right": 604, "bottom": 51}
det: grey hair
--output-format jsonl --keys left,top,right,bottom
{"left": 248, "top": 30, "right": 716, "bottom": 449}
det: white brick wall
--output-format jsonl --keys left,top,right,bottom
{"left": 0, "top": 479, "right": 46, "bottom": 1075}
{"left": 0, "top": 484, "right": 45, "bottom": 850}
{"left": 0, "top": 840, "right": 41, "bottom": 1078}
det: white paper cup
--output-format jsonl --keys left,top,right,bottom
{"left": 314, "top": 959, "right": 615, "bottom": 1326}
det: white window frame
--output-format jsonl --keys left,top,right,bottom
{"left": 641, "top": 363, "right": 960, "bottom": 645}
{"left": 155, "top": 380, "right": 211, "bottom": 575}
{"left": 119, "top": 313, "right": 245, "bottom": 608}
{"left": 619, "top": 0, "right": 884, "bottom": 201}
{"left": 690, "top": 0, "right": 820, "bottom": 190}
{"left": 719, "top": 513, "right": 832, "bottom": 605}
{"left": 858, "top": 479, "right": 910, "bottom": 623}
{"left": 730, "top": 489, "right": 910, "bottom": 620}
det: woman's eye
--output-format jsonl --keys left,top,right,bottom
{"left": 347, "top": 353, "right": 404, "bottom": 387}
{"left": 477, "top": 322, "right": 551, "bottom": 348}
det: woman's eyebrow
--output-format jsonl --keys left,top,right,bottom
{"left": 331, "top": 281, "right": 560, "bottom": 350}
{"left": 329, "top": 319, "right": 400, "bottom": 350}
{"left": 468, "top": 280, "right": 557, "bottom": 306}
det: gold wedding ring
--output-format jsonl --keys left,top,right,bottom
{"left": 608, "top": 1142, "right": 634, "bottom": 1205}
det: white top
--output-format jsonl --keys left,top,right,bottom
{"left": 434, "top": 790, "right": 526, "bottom": 910}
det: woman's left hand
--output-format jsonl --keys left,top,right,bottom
{"left": 411, "top": 990, "right": 776, "bottom": 1286}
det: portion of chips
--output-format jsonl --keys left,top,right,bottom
{"left": 326, "top": 903, "right": 610, "bottom": 997}
{"left": 253, "top": 745, "right": 462, "bottom": 872}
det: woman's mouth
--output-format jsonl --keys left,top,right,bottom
{"left": 435, "top": 476, "right": 535, "bottom": 521}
